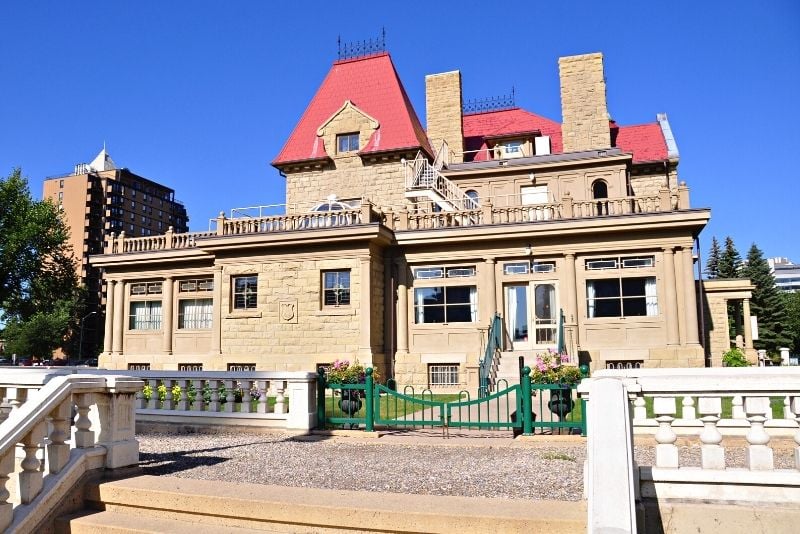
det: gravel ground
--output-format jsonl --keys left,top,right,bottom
{"left": 136, "top": 431, "right": 797, "bottom": 502}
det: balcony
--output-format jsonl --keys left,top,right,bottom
{"left": 104, "top": 186, "right": 693, "bottom": 255}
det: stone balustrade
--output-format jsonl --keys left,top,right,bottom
{"left": 102, "top": 370, "right": 318, "bottom": 431}
{"left": 0, "top": 372, "right": 142, "bottom": 532}
{"left": 580, "top": 367, "right": 800, "bottom": 532}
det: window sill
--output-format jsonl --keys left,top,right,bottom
{"left": 313, "top": 308, "right": 354, "bottom": 317}
{"left": 225, "top": 311, "right": 262, "bottom": 319}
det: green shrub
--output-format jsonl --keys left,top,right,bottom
{"left": 722, "top": 347, "right": 750, "bottom": 367}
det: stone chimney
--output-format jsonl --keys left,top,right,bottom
{"left": 558, "top": 53, "right": 611, "bottom": 153}
{"left": 425, "top": 71, "right": 464, "bottom": 163}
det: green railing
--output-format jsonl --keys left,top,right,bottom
{"left": 316, "top": 365, "right": 586, "bottom": 437}
{"left": 478, "top": 313, "right": 502, "bottom": 398}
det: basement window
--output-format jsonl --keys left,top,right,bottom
{"left": 337, "top": 133, "right": 359, "bottom": 153}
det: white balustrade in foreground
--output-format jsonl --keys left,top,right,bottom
{"left": 580, "top": 367, "right": 800, "bottom": 534}
{"left": 0, "top": 371, "right": 142, "bottom": 533}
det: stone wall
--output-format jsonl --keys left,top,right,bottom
{"left": 425, "top": 71, "right": 464, "bottom": 162}
{"left": 559, "top": 53, "right": 611, "bottom": 153}
{"left": 630, "top": 165, "right": 678, "bottom": 197}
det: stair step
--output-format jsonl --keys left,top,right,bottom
{"left": 77, "top": 475, "right": 585, "bottom": 533}
{"left": 57, "top": 510, "right": 254, "bottom": 534}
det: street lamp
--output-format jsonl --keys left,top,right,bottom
{"left": 77, "top": 311, "right": 97, "bottom": 366}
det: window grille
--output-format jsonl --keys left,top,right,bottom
{"left": 429, "top": 364, "right": 459, "bottom": 386}
{"left": 178, "top": 363, "right": 203, "bottom": 371}
{"left": 323, "top": 270, "right": 351, "bottom": 306}
{"left": 227, "top": 363, "right": 256, "bottom": 372}
{"left": 233, "top": 276, "right": 258, "bottom": 310}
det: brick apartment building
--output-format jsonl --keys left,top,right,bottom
{"left": 43, "top": 149, "right": 188, "bottom": 358}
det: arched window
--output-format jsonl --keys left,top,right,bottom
{"left": 592, "top": 180, "right": 609, "bottom": 216}
{"left": 465, "top": 189, "right": 480, "bottom": 209}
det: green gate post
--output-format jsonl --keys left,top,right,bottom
{"left": 521, "top": 366, "right": 533, "bottom": 435}
{"left": 365, "top": 368, "right": 375, "bottom": 432}
{"left": 317, "top": 367, "right": 326, "bottom": 429}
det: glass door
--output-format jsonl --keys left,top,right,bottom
{"left": 505, "top": 282, "right": 558, "bottom": 350}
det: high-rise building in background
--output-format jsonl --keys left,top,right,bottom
{"left": 768, "top": 257, "right": 800, "bottom": 293}
{"left": 42, "top": 148, "right": 189, "bottom": 359}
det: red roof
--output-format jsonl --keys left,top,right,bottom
{"left": 273, "top": 53, "right": 432, "bottom": 166}
{"left": 462, "top": 108, "right": 563, "bottom": 161}
{"left": 614, "top": 123, "right": 668, "bottom": 163}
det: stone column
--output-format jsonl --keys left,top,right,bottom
{"left": 742, "top": 298, "right": 753, "bottom": 350}
{"left": 682, "top": 247, "right": 700, "bottom": 345}
{"left": 483, "top": 258, "right": 497, "bottom": 319}
{"left": 112, "top": 280, "right": 125, "bottom": 355}
{"left": 162, "top": 276, "right": 174, "bottom": 354}
{"left": 564, "top": 253, "right": 580, "bottom": 354}
{"left": 211, "top": 265, "right": 223, "bottom": 355}
{"left": 663, "top": 248, "right": 680, "bottom": 346}
{"left": 674, "top": 248, "right": 686, "bottom": 345}
{"left": 395, "top": 258, "right": 409, "bottom": 355}
{"left": 103, "top": 280, "right": 116, "bottom": 355}
{"left": 359, "top": 256, "right": 372, "bottom": 358}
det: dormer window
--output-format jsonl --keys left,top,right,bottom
{"left": 337, "top": 133, "right": 360, "bottom": 153}
{"left": 493, "top": 139, "right": 527, "bottom": 159}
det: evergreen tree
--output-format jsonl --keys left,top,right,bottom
{"left": 781, "top": 291, "right": 800, "bottom": 355}
{"left": 717, "top": 236, "right": 742, "bottom": 278}
{"left": 741, "top": 244, "right": 790, "bottom": 353}
{"left": 705, "top": 236, "right": 721, "bottom": 278}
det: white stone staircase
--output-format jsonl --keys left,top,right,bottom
{"left": 495, "top": 351, "right": 541, "bottom": 387}
{"left": 404, "top": 142, "right": 478, "bottom": 212}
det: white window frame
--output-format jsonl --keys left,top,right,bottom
{"left": 129, "top": 301, "right": 162, "bottom": 330}
{"left": 322, "top": 270, "right": 351, "bottom": 307}
{"left": 232, "top": 275, "right": 258, "bottom": 310}
{"left": 178, "top": 298, "right": 213, "bottom": 329}
{"left": 586, "top": 276, "right": 658, "bottom": 318}
{"left": 428, "top": 364, "right": 459, "bottom": 386}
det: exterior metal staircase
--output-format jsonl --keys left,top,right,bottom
{"left": 404, "top": 141, "right": 479, "bottom": 212}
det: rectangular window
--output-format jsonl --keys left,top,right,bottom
{"left": 323, "top": 270, "right": 351, "bottom": 306}
{"left": 233, "top": 275, "right": 258, "bottom": 310}
{"left": 414, "top": 286, "right": 477, "bottom": 324}
{"left": 178, "top": 363, "right": 203, "bottom": 371}
{"left": 337, "top": 133, "right": 359, "bottom": 153}
{"left": 413, "top": 266, "right": 476, "bottom": 280}
{"left": 129, "top": 301, "right": 162, "bottom": 330}
{"left": 128, "top": 363, "right": 151, "bottom": 370}
{"left": 532, "top": 262, "right": 556, "bottom": 273}
{"left": 605, "top": 360, "right": 643, "bottom": 370}
{"left": 429, "top": 364, "right": 459, "bottom": 386}
{"left": 227, "top": 363, "right": 256, "bottom": 371}
{"left": 586, "top": 256, "right": 655, "bottom": 270}
{"left": 58, "top": 191, "right": 63, "bottom": 201}
{"left": 586, "top": 277, "right": 658, "bottom": 318}
{"left": 178, "top": 298, "right": 213, "bottom": 329}
{"left": 504, "top": 262, "right": 530, "bottom": 275}
{"left": 130, "top": 282, "right": 162, "bottom": 295}
{"left": 59, "top": 179, "right": 64, "bottom": 188}
{"left": 180, "top": 278, "right": 214, "bottom": 292}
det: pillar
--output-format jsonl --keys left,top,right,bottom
{"left": 483, "top": 258, "right": 497, "bottom": 319}
{"left": 564, "top": 253, "right": 580, "bottom": 354}
{"left": 395, "top": 258, "right": 409, "bottom": 355}
{"left": 663, "top": 248, "right": 680, "bottom": 345}
{"left": 111, "top": 280, "right": 125, "bottom": 355}
{"left": 103, "top": 280, "right": 116, "bottom": 355}
{"left": 682, "top": 247, "right": 700, "bottom": 345}
{"left": 211, "top": 265, "right": 223, "bottom": 355}
{"left": 162, "top": 276, "right": 174, "bottom": 354}
{"left": 359, "top": 256, "right": 372, "bottom": 358}
{"left": 674, "top": 248, "right": 686, "bottom": 345}
{"left": 742, "top": 298, "right": 753, "bottom": 350}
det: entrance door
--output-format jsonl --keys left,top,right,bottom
{"left": 505, "top": 282, "right": 558, "bottom": 350}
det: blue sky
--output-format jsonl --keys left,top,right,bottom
{"left": 2, "top": 1, "right": 798, "bottom": 263}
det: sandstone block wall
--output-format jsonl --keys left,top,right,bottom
{"left": 559, "top": 53, "right": 611, "bottom": 153}
{"left": 425, "top": 71, "right": 464, "bottom": 162}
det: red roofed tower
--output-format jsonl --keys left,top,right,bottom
{"left": 273, "top": 52, "right": 432, "bottom": 210}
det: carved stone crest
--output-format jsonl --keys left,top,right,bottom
{"left": 279, "top": 300, "right": 298, "bottom": 324}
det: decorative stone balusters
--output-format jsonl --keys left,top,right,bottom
{"left": 257, "top": 380, "right": 269, "bottom": 414}
{"left": 162, "top": 379, "right": 174, "bottom": 410}
{"left": 207, "top": 380, "right": 220, "bottom": 411}
{"left": 632, "top": 393, "right": 647, "bottom": 422}
{"left": 48, "top": 399, "right": 72, "bottom": 475}
{"left": 18, "top": 422, "right": 46, "bottom": 504}
{"left": 0, "top": 450, "right": 13, "bottom": 530}
{"left": 74, "top": 393, "right": 95, "bottom": 449}
{"left": 135, "top": 387, "right": 146, "bottom": 409}
{"left": 241, "top": 380, "right": 253, "bottom": 414}
{"left": 744, "top": 396, "right": 774, "bottom": 470}
{"left": 681, "top": 396, "right": 697, "bottom": 421}
{"left": 792, "top": 397, "right": 800, "bottom": 470}
{"left": 732, "top": 395, "right": 745, "bottom": 419}
{"left": 176, "top": 380, "right": 190, "bottom": 410}
{"left": 192, "top": 380, "right": 204, "bottom": 411}
{"left": 224, "top": 380, "right": 236, "bottom": 413}
{"left": 653, "top": 397, "right": 679, "bottom": 468}
{"left": 147, "top": 379, "right": 159, "bottom": 410}
{"left": 274, "top": 386, "right": 286, "bottom": 415}
{"left": 698, "top": 397, "right": 725, "bottom": 469}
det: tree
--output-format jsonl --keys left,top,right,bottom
{"left": 0, "top": 169, "right": 81, "bottom": 357}
{"left": 782, "top": 291, "right": 800, "bottom": 355}
{"left": 717, "top": 236, "right": 742, "bottom": 279}
{"left": 741, "top": 244, "right": 790, "bottom": 353}
{"left": 705, "top": 236, "right": 721, "bottom": 278}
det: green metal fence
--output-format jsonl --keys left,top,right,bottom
{"left": 316, "top": 366, "right": 586, "bottom": 437}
